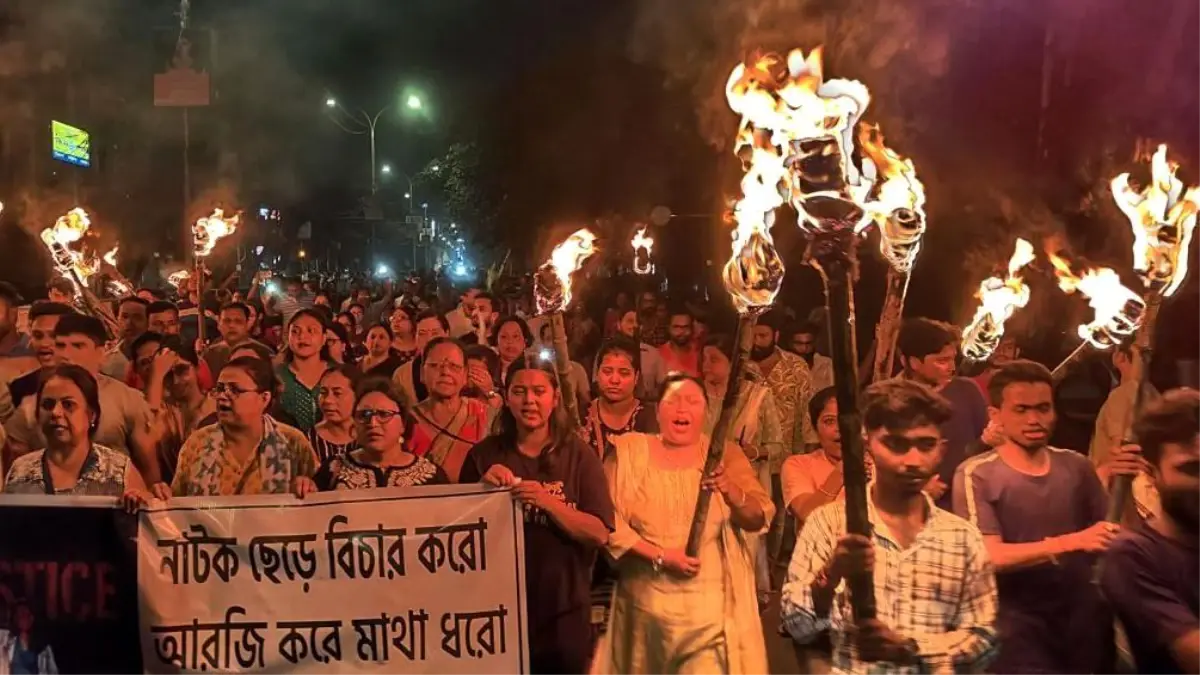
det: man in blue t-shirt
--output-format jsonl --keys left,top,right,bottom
{"left": 954, "top": 360, "right": 1143, "bottom": 673}
{"left": 1101, "top": 388, "right": 1199, "bottom": 674}
{"left": 897, "top": 317, "right": 989, "bottom": 509}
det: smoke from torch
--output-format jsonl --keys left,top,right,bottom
{"left": 961, "top": 238, "right": 1036, "bottom": 361}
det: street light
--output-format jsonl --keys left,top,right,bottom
{"left": 325, "top": 97, "right": 336, "bottom": 107}
{"left": 381, "top": 164, "right": 392, "bottom": 174}
{"left": 406, "top": 94, "right": 422, "bottom": 110}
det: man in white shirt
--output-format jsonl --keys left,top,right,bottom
{"left": 445, "top": 286, "right": 481, "bottom": 339}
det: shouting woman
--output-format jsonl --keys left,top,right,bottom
{"left": 595, "top": 373, "right": 771, "bottom": 674}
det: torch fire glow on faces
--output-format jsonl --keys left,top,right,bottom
{"left": 533, "top": 228, "right": 598, "bottom": 429}
{"left": 38, "top": 208, "right": 121, "bottom": 337}
{"left": 631, "top": 226, "right": 655, "bottom": 275}
{"left": 192, "top": 208, "right": 240, "bottom": 343}
{"left": 1102, "top": 143, "right": 1199, "bottom": 524}
{"left": 961, "top": 238, "right": 1037, "bottom": 363}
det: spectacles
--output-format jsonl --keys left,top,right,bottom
{"left": 209, "top": 383, "right": 261, "bottom": 397}
{"left": 354, "top": 409, "right": 400, "bottom": 425}
{"left": 424, "top": 361, "right": 465, "bottom": 374}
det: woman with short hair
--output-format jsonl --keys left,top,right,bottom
{"left": 172, "top": 357, "right": 317, "bottom": 496}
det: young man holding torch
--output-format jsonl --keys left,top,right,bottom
{"left": 953, "top": 360, "right": 1143, "bottom": 673}
{"left": 1100, "top": 388, "right": 1199, "bottom": 675}
{"left": 782, "top": 378, "right": 998, "bottom": 674}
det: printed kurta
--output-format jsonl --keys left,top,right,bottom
{"left": 171, "top": 416, "right": 318, "bottom": 496}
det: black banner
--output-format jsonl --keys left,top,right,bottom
{"left": 0, "top": 501, "right": 141, "bottom": 674}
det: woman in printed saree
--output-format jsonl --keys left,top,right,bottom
{"left": 298, "top": 377, "right": 447, "bottom": 493}
{"left": 5, "top": 364, "right": 150, "bottom": 507}
{"left": 408, "top": 337, "right": 494, "bottom": 482}
{"left": 595, "top": 373, "right": 772, "bottom": 674}
{"left": 172, "top": 356, "right": 318, "bottom": 496}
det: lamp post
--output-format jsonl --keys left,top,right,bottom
{"left": 324, "top": 93, "right": 424, "bottom": 195}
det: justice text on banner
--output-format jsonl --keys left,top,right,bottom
{"left": 0, "top": 496, "right": 143, "bottom": 674}
{"left": 136, "top": 484, "right": 528, "bottom": 674}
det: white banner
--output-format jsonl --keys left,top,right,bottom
{"left": 136, "top": 485, "right": 528, "bottom": 674}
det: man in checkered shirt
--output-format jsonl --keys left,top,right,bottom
{"left": 781, "top": 379, "right": 999, "bottom": 674}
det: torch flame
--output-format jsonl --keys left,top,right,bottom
{"left": 1110, "top": 144, "right": 1199, "bottom": 298}
{"left": 38, "top": 208, "right": 97, "bottom": 291}
{"left": 858, "top": 124, "right": 927, "bottom": 272}
{"left": 167, "top": 270, "right": 192, "bottom": 290}
{"left": 193, "top": 208, "right": 240, "bottom": 258}
{"left": 724, "top": 47, "right": 924, "bottom": 274}
{"left": 961, "top": 238, "right": 1036, "bottom": 361}
{"left": 534, "top": 228, "right": 597, "bottom": 314}
{"left": 1046, "top": 249, "right": 1145, "bottom": 349}
{"left": 631, "top": 226, "right": 655, "bottom": 275}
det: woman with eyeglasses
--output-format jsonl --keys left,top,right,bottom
{"left": 5, "top": 365, "right": 152, "bottom": 510}
{"left": 388, "top": 306, "right": 418, "bottom": 364}
{"left": 276, "top": 310, "right": 335, "bottom": 432}
{"left": 594, "top": 373, "right": 771, "bottom": 674}
{"left": 171, "top": 356, "right": 318, "bottom": 496}
{"left": 408, "top": 338, "right": 494, "bottom": 483}
{"left": 324, "top": 322, "right": 354, "bottom": 366}
{"left": 460, "top": 356, "right": 614, "bottom": 674}
{"left": 308, "top": 364, "right": 362, "bottom": 463}
{"left": 296, "top": 378, "right": 446, "bottom": 494}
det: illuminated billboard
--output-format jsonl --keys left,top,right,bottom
{"left": 51, "top": 120, "right": 91, "bottom": 167}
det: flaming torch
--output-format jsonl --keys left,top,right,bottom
{"left": 38, "top": 208, "right": 120, "bottom": 337}
{"left": 1102, "top": 143, "right": 1199, "bottom": 522}
{"left": 961, "top": 238, "right": 1037, "bottom": 362}
{"left": 534, "top": 228, "right": 598, "bottom": 429}
{"left": 1046, "top": 249, "right": 1147, "bottom": 381}
{"left": 191, "top": 208, "right": 240, "bottom": 343}
{"left": 730, "top": 45, "right": 924, "bottom": 620}
{"left": 683, "top": 92, "right": 787, "bottom": 557}
{"left": 859, "top": 124, "right": 928, "bottom": 382}
{"left": 631, "top": 226, "right": 655, "bottom": 275}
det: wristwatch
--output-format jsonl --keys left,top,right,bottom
{"left": 651, "top": 549, "right": 665, "bottom": 574}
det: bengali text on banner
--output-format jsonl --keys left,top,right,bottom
{"left": 136, "top": 484, "right": 528, "bottom": 674}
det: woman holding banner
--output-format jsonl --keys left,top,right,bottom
{"left": 595, "top": 373, "right": 771, "bottom": 674}
{"left": 299, "top": 377, "right": 447, "bottom": 492}
{"left": 4, "top": 364, "right": 151, "bottom": 506}
{"left": 460, "top": 355, "right": 615, "bottom": 674}
{"left": 171, "top": 357, "right": 318, "bottom": 496}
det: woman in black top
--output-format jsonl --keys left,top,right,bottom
{"left": 359, "top": 324, "right": 408, "bottom": 379}
{"left": 300, "top": 377, "right": 447, "bottom": 493}
{"left": 459, "top": 356, "right": 614, "bottom": 674}
{"left": 584, "top": 337, "right": 658, "bottom": 458}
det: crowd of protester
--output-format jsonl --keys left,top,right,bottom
{"left": 0, "top": 270, "right": 1195, "bottom": 674}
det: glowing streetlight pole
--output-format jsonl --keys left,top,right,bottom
{"left": 324, "top": 93, "right": 424, "bottom": 195}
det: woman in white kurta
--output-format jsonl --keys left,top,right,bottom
{"left": 595, "top": 374, "right": 773, "bottom": 674}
